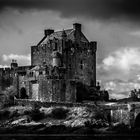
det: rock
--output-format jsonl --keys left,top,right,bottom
{"left": 11, "top": 115, "right": 30, "bottom": 125}
{"left": 19, "top": 121, "right": 42, "bottom": 126}
{"left": 39, "top": 107, "right": 53, "bottom": 115}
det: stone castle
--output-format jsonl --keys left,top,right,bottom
{"left": 0, "top": 23, "right": 98, "bottom": 102}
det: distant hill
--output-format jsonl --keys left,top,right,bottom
{"left": 117, "top": 97, "right": 140, "bottom": 103}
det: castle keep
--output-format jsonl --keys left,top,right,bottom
{"left": 0, "top": 23, "right": 97, "bottom": 102}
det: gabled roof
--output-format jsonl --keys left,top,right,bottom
{"left": 37, "top": 29, "right": 73, "bottom": 46}
{"left": 49, "top": 29, "right": 73, "bottom": 40}
{"left": 37, "top": 28, "right": 89, "bottom": 46}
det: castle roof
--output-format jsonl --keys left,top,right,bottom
{"left": 37, "top": 28, "right": 89, "bottom": 46}
{"left": 49, "top": 29, "right": 72, "bottom": 40}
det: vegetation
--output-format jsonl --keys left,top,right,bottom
{"left": 0, "top": 86, "right": 16, "bottom": 108}
{"left": 129, "top": 89, "right": 140, "bottom": 101}
{"left": 0, "top": 110, "right": 10, "bottom": 120}
{"left": 0, "top": 104, "right": 137, "bottom": 134}
{"left": 51, "top": 107, "right": 69, "bottom": 119}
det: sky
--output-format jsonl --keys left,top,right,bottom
{"left": 0, "top": 0, "right": 140, "bottom": 99}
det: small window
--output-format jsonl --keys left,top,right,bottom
{"left": 39, "top": 71, "right": 42, "bottom": 75}
{"left": 30, "top": 72, "right": 33, "bottom": 77}
{"left": 53, "top": 42, "right": 57, "bottom": 51}
{"left": 80, "top": 60, "right": 84, "bottom": 69}
{"left": 69, "top": 64, "right": 72, "bottom": 69}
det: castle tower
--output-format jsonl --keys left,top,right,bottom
{"left": 29, "top": 23, "right": 97, "bottom": 102}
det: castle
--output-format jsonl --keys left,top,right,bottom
{"left": 0, "top": 23, "right": 97, "bottom": 102}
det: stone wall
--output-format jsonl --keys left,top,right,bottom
{"left": 111, "top": 109, "right": 130, "bottom": 125}
{"left": 31, "top": 44, "right": 52, "bottom": 66}
{"left": 65, "top": 80, "right": 76, "bottom": 102}
{"left": 110, "top": 103, "right": 140, "bottom": 126}
{"left": 14, "top": 98, "right": 96, "bottom": 108}
{"left": 65, "top": 41, "right": 97, "bottom": 87}
{"left": 39, "top": 78, "right": 52, "bottom": 102}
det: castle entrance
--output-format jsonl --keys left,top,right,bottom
{"left": 20, "top": 87, "right": 28, "bottom": 99}
{"left": 76, "top": 82, "right": 84, "bottom": 102}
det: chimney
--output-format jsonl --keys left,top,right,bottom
{"left": 11, "top": 59, "right": 18, "bottom": 68}
{"left": 73, "top": 23, "right": 81, "bottom": 31}
{"left": 44, "top": 29, "right": 54, "bottom": 36}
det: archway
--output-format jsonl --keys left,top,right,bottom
{"left": 134, "top": 113, "right": 140, "bottom": 128}
{"left": 20, "top": 87, "right": 28, "bottom": 99}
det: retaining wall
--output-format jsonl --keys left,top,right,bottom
{"left": 14, "top": 99, "right": 97, "bottom": 108}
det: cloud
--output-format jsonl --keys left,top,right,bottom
{"left": 0, "top": 65, "right": 9, "bottom": 68}
{"left": 0, "top": 0, "right": 140, "bottom": 22}
{"left": 109, "top": 91, "right": 128, "bottom": 99}
{"left": 102, "top": 47, "right": 140, "bottom": 72}
{"left": 104, "top": 80, "right": 140, "bottom": 99}
{"left": 97, "top": 47, "right": 140, "bottom": 83}
{"left": 97, "top": 47, "right": 140, "bottom": 99}
{"left": 2, "top": 54, "right": 31, "bottom": 65}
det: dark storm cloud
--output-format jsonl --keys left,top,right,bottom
{"left": 0, "top": 0, "right": 140, "bottom": 21}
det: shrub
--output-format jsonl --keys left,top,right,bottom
{"left": 2, "top": 86, "right": 17, "bottom": 108}
{"left": 10, "top": 109, "right": 20, "bottom": 118}
{"left": 30, "top": 109, "right": 45, "bottom": 121}
{"left": 29, "top": 104, "right": 45, "bottom": 121}
{"left": 0, "top": 110, "right": 10, "bottom": 120}
{"left": 51, "top": 107, "right": 69, "bottom": 119}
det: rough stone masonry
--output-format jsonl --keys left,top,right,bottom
{"left": 0, "top": 23, "right": 97, "bottom": 103}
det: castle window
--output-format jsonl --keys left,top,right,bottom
{"left": 71, "top": 47, "right": 74, "bottom": 55}
{"left": 80, "top": 60, "right": 84, "bottom": 70}
{"left": 30, "top": 72, "right": 33, "bottom": 77}
{"left": 39, "top": 71, "right": 42, "bottom": 75}
{"left": 53, "top": 42, "right": 57, "bottom": 51}
{"left": 69, "top": 64, "right": 72, "bottom": 69}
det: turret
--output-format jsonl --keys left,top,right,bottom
{"left": 52, "top": 51, "right": 61, "bottom": 67}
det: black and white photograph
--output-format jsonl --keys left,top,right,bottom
{"left": 0, "top": 0, "right": 140, "bottom": 139}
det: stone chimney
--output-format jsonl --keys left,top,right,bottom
{"left": 11, "top": 59, "right": 18, "bottom": 69}
{"left": 44, "top": 29, "right": 54, "bottom": 36}
{"left": 73, "top": 23, "right": 81, "bottom": 32}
